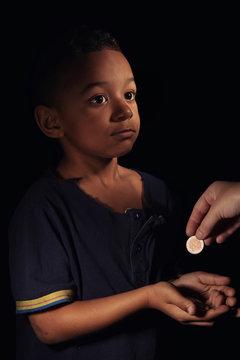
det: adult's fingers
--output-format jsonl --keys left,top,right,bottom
{"left": 186, "top": 195, "right": 212, "bottom": 237}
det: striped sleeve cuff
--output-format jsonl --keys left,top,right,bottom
{"left": 16, "top": 289, "right": 74, "bottom": 314}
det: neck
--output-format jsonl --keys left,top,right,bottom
{"left": 57, "top": 154, "right": 120, "bottom": 183}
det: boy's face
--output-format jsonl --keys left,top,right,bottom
{"left": 54, "top": 50, "right": 140, "bottom": 160}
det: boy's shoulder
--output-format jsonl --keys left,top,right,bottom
{"left": 12, "top": 169, "right": 63, "bottom": 212}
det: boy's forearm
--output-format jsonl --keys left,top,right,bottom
{"left": 29, "top": 286, "right": 150, "bottom": 344}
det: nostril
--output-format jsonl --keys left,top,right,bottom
{"left": 111, "top": 106, "right": 133, "bottom": 122}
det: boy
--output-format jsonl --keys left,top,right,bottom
{"left": 9, "top": 25, "right": 237, "bottom": 359}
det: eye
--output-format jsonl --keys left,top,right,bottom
{"left": 124, "top": 91, "right": 136, "bottom": 101}
{"left": 90, "top": 95, "right": 107, "bottom": 104}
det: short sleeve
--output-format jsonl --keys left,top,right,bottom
{"left": 9, "top": 192, "right": 76, "bottom": 314}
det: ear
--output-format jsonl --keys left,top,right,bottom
{"left": 34, "top": 105, "right": 64, "bottom": 139}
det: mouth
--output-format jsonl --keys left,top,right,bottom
{"left": 111, "top": 128, "right": 136, "bottom": 137}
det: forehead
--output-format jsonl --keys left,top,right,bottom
{"left": 62, "top": 50, "right": 134, "bottom": 87}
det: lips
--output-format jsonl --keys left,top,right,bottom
{"left": 111, "top": 128, "right": 135, "bottom": 136}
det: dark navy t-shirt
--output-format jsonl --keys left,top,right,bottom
{"left": 9, "top": 169, "right": 182, "bottom": 359}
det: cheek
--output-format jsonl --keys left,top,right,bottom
{"left": 63, "top": 114, "right": 109, "bottom": 148}
{"left": 60, "top": 106, "right": 101, "bottom": 133}
{"left": 134, "top": 109, "right": 141, "bottom": 133}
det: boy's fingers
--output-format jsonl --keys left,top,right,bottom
{"left": 226, "top": 296, "right": 237, "bottom": 307}
{"left": 183, "top": 304, "right": 230, "bottom": 323}
{"left": 197, "top": 272, "right": 231, "bottom": 286}
{"left": 186, "top": 320, "right": 214, "bottom": 326}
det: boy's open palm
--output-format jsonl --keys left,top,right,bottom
{"left": 148, "top": 271, "right": 237, "bottom": 325}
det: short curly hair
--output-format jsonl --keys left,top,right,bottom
{"left": 31, "top": 25, "right": 121, "bottom": 108}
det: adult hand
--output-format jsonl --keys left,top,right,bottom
{"left": 186, "top": 181, "right": 240, "bottom": 245}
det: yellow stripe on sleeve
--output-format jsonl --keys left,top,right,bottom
{"left": 16, "top": 289, "right": 74, "bottom": 313}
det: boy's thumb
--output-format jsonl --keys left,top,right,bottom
{"left": 169, "top": 283, "right": 196, "bottom": 315}
{"left": 185, "top": 302, "right": 196, "bottom": 315}
{"left": 176, "top": 294, "right": 196, "bottom": 315}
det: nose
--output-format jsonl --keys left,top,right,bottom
{"left": 111, "top": 101, "right": 133, "bottom": 122}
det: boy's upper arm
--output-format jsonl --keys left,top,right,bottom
{"left": 9, "top": 196, "right": 76, "bottom": 315}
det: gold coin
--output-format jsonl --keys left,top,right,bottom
{"left": 186, "top": 235, "right": 204, "bottom": 254}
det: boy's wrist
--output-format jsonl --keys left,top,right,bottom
{"left": 144, "top": 282, "right": 167, "bottom": 309}
{"left": 133, "top": 285, "right": 153, "bottom": 310}
{"left": 144, "top": 284, "right": 154, "bottom": 309}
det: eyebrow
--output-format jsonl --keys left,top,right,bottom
{"left": 81, "top": 77, "right": 136, "bottom": 95}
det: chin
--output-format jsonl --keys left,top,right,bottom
{"left": 104, "top": 138, "right": 138, "bottom": 158}
{"left": 114, "top": 146, "right": 135, "bottom": 158}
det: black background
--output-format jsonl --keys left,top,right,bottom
{"left": 3, "top": 5, "right": 240, "bottom": 359}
